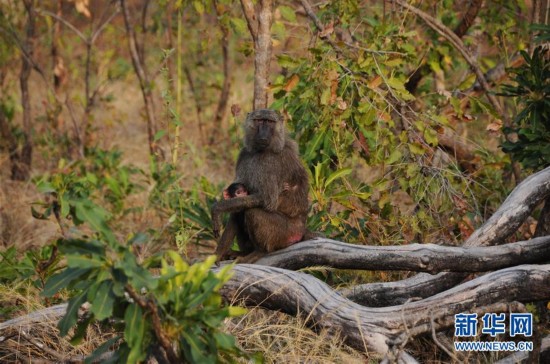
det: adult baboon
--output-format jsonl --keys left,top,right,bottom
{"left": 212, "top": 109, "right": 311, "bottom": 262}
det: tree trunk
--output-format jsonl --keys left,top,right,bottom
{"left": 120, "top": 0, "right": 159, "bottom": 160}
{"left": 240, "top": 0, "right": 273, "bottom": 110}
{"left": 13, "top": 0, "right": 36, "bottom": 181}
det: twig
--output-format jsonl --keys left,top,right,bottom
{"left": 212, "top": 0, "right": 232, "bottom": 144}
{"left": 393, "top": 0, "right": 505, "bottom": 121}
{"left": 394, "top": 0, "right": 523, "bottom": 183}
{"left": 120, "top": 0, "right": 159, "bottom": 159}
{"left": 299, "top": 0, "right": 342, "bottom": 55}
{"left": 124, "top": 285, "right": 180, "bottom": 363}
{"left": 430, "top": 314, "right": 458, "bottom": 361}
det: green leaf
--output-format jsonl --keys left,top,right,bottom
{"left": 85, "top": 336, "right": 120, "bottom": 364}
{"left": 227, "top": 306, "right": 247, "bottom": 317}
{"left": 213, "top": 332, "right": 237, "bottom": 350}
{"left": 325, "top": 168, "right": 352, "bottom": 187}
{"left": 91, "top": 280, "right": 115, "bottom": 320}
{"left": 386, "top": 148, "right": 402, "bottom": 164}
{"left": 42, "top": 267, "right": 91, "bottom": 297}
{"left": 182, "top": 330, "right": 210, "bottom": 363}
{"left": 230, "top": 18, "right": 247, "bottom": 35}
{"left": 59, "top": 239, "right": 105, "bottom": 256}
{"left": 279, "top": 5, "right": 296, "bottom": 22}
{"left": 58, "top": 290, "right": 87, "bottom": 336}
{"left": 73, "top": 201, "right": 116, "bottom": 244}
{"left": 124, "top": 304, "right": 146, "bottom": 364}
{"left": 70, "top": 316, "right": 93, "bottom": 345}
{"left": 119, "top": 252, "right": 158, "bottom": 290}
{"left": 193, "top": 0, "right": 204, "bottom": 14}
{"left": 154, "top": 129, "right": 167, "bottom": 142}
{"left": 66, "top": 254, "right": 104, "bottom": 269}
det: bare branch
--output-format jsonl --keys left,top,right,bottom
{"left": 394, "top": 0, "right": 505, "bottom": 121}
{"left": 240, "top": 0, "right": 258, "bottom": 41}
{"left": 253, "top": 235, "right": 550, "bottom": 272}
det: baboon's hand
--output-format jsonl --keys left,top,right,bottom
{"left": 213, "top": 222, "right": 220, "bottom": 239}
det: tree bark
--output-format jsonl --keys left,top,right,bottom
{"left": 218, "top": 264, "right": 550, "bottom": 357}
{"left": 7, "top": 264, "right": 549, "bottom": 360}
{"left": 120, "top": 0, "right": 159, "bottom": 159}
{"left": 253, "top": 236, "right": 550, "bottom": 272}
{"left": 240, "top": 0, "right": 273, "bottom": 110}
{"left": 211, "top": 1, "right": 231, "bottom": 144}
{"left": 13, "top": 0, "right": 36, "bottom": 181}
{"left": 344, "top": 165, "right": 550, "bottom": 306}
{"left": 535, "top": 196, "right": 550, "bottom": 238}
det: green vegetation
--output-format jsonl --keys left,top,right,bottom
{"left": 0, "top": 0, "right": 548, "bottom": 362}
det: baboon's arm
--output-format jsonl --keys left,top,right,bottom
{"left": 211, "top": 194, "right": 264, "bottom": 238}
{"left": 215, "top": 217, "right": 238, "bottom": 262}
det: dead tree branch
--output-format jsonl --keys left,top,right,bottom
{"left": 343, "top": 165, "right": 550, "bottom": 306}
{"left": 4, "top": 264, "right": 550, "bottom": 361}
{"left": 406, "top": 0, "right": 483, "bottom": 93}
{"left": 253, "top": 235, "right": 550, "bottom": 272}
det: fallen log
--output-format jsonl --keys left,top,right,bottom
{"left": 220, "top": 264, "right": 550, "bottom": 358}
{"left": 344, "top": 165, "right": 550, "bottom": 306}
{"left": 3, "top": 264, "right": 549, "bottom": 361}
{"left": 255, "top": 236, "right": 550, "bottom": 273}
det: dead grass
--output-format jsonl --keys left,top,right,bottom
{"left": 0, "top": 284, "right": 115, "bottom": 363}
{"left": 0, "top": 179, "right": 58, "bottom": 251}
{"left": 227, "top": 308, "right": 370, "bottom": 363}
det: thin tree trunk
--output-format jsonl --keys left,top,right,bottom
{"left": 254, "top": 0, "right": 273, "bottom": 110}
{"left": 211, "top": 0, "right": 231, "bottom": 144}
{"left": 120, "top": 0, "right": 159, "bottom": 159}
{"left": 240, "top": 0, "right": 273, "bottom": 110}
{"left": 14, "top": 0, "right": 36, "bottom": 181}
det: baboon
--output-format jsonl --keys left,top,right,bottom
{"left": 215, "top": 181, "right": 298, "bottom": 261}
{"left": 225, "top": 182, "right": 249, "bottom": 199}
{"left": 215, "top": 182, "right": 253, "bottom": 261}
{"left": 211, "top": 109, "right": 312, "bottom": 262}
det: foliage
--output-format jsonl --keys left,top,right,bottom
{"left": 32, "top": 147, "right": 141, "bottom": 228}
{"left": 149, "top": 161, "right": 222, "bottom": 251}
{"left": 41, "top": 235, "right": 246, "bottom": 363}
{"left": 0, "top": 245, "right": 60, "bottom": 287}
{"left": 270, "top": 2, "right": 483, "bottom": 244}
{"left": 501, "top": 45, "right": 550, "bottom": 170}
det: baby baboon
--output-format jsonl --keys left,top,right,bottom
{"left": 211, "top": 109, "right": 311, "bottom": 262}
{"left": 215, "top": 182, "right": 252, "bottom": 261}
{"left": 215, "top": 181, "right": 298, "bottom": 261}
{"left": 225, "top": 182, "right": 248, "bottom": 198}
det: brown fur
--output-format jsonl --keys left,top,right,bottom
{"left": 211, "top": 109, "right": 310, "bottom": 262}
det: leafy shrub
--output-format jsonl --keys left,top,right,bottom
{"left": 501, "top": 45, "right": 550, "bottom": 170}
{"left": 42, "top": 237, "right": 247, "bottom": 363}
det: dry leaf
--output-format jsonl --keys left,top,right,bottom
{"left": 283, "top": 74, "right": 299, "bottom": 92}
{"left": 368, "top": 76, "right": 382, "bottom": 89}
{"left": 230, "top": 104, "right": 241, "bottom": 117}
{"left": 336, "top": 97, "right": 347, "bottom": 110}
{"left": 330, "top": 79, "right": 338, "bottom": 104}
{"left": 319, "top": 20, "right": 334, "bottom": 38}
{"left": 69, "top": 0, "right": 91, "bottom": 18}
{"left": 390, "top": 190, "right": 416, "bottom": 215}
{"left": 486, "top": 120, "right": 503, "bottom": 133}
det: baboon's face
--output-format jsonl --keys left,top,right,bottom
{"left": 245, "top": 109, "right": 285, "bottom": 153}
{"left": 252, "top": 118, "right": 276, "bottom": 151}
{"left": 233, "top": 186, "right": 248, "bottom": 197}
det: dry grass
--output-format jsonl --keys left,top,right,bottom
{"left": 0, "top": 180, "right": 58, "bottom": 251}
{"left": 227, "top": 308, "right": 370, "bottom": 363}
{"left": 0, "top": 285, "right": 115, "bottom": 363}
